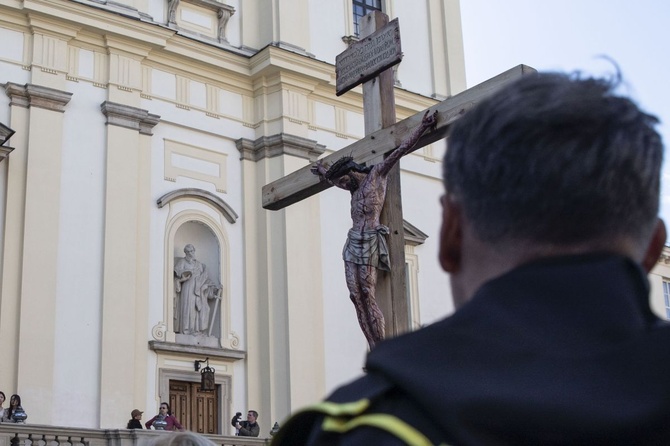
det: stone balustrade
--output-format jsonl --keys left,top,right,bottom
{"left": 0, "top": 425, "right": 270, "bottom": 446}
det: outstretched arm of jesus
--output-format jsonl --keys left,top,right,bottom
{"left": 377, "top": 110, "right": 437, "bottom": 177}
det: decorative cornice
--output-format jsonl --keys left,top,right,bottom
{"left": 149, "top": 340, "right": 245, "bottom": 361}
{"left": 3, "top": 83, "right": 73, "bottom": 112}
{"left": 0, "top": 122, "right": 16, "bottom": 146}
{"left": 186, "top": 0, "right": 235, "bottom": 14}
{"left": 100, "top": 101, "right": 160, "bottom": 135}
{"left": 156, "top": 188, "right": 238, "bottom": 224}
{"left": 236, "top": 133, "right": 325, "bottom": 162}
{"left": 271, "top": 41, "right": 315, "bottom": 58}
{"left": 26, "top": 85, "right": 73, "bottom": 111}
{"left": 70, "top": 0, "right": 155, "bottom": 22}
{"left": 403, "top": 220, "right": 428, "bottom": 246}
{"left": 341, "top": 35, "right": 360, "bottom": 46}
{"left": 250, "top": 45, "right": 332, "bottom": 84}
{"left": 0, "top": 146, "right": 15, "bottom": 162}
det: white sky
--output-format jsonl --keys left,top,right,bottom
{"left": 459, "top": 0, "right": 670, "bottom": 221}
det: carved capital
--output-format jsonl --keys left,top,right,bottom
{"left": 236, "top": 133, "right": 325, "bottom": 162}
{"left": 4, "top": 83, "right": 72, "bottom": 112}
{"left": 100, "top": 101, "right": 160, "bottom": 135}
{"left": 26, "top": 85, "right": 73, "bottom": 112}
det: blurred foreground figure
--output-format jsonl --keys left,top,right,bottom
{"left": 151, "top": 432, "right": 216, "bottom": 446}
{"left": 272, "top": 70, "right": 670, "bottom": 445}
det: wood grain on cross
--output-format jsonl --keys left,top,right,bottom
{"left": 262, "top": 63, "right": 535, "bottom": 210}
{"left": 263, "top": 11, "right": 535, "bottom": 340}
{"left": 360, "top": 12, "right": 406, "bottom": 340}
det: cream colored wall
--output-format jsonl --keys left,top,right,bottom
{"left": 14, "top": 89, "right": 71, "bottom": 424}
{"left": 88, "top": 0, "right": 467, "bottom": 99}
{"left": 0, "top": 0, "right": 467, "bottom": 431}
{"left": 53, "top": 81, "right": 107, "bottom": 427}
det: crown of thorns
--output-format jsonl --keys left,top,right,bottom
{"left": 324, "top": 156, "right": 372, "bottom": 180}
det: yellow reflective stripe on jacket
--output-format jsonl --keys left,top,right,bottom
{"left": 322, "top": 412, "right": 447, "bottom": 446}
{"left": 301, "top": 398, "right": 371, "bottom": 417}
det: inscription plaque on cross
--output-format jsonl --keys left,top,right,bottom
{"left": 262, "top": 10, "right": 535, "bottom": 346}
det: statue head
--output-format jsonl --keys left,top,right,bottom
{"left": 324, "top": 156, "right": 372, "bottom": 190}
{"left": 184, "top": 244, "right": 196, "bottom": 259}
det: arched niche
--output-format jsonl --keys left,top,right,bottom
{"left": 162, "top": 209, "right": 235, "bottom": 349}
{"left": 157, "top": 188, "right": 238, "bottom": 224}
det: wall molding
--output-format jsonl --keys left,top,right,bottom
{"left": 156, "top": 188, "right": 239, "bottom": 224}
{"left": 236, "top": 133, "right": 325, "bottom": 162}
{"left": 3, "top": 82, "right": 73, "bottom": 112}
{"left": 100, "top": 101, "right": 160, "bottom": 135}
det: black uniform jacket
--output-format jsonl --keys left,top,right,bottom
{"left": 272, "top": 254, "right": 670, "bottom": 445}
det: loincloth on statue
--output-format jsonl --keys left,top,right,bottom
{"left": 342, "top": 225, "right": 390, "bottom": 271}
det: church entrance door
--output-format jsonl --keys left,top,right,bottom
{"left": 169, "top": 380, "right": 219, "bottom": 434}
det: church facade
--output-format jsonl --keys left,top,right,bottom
{"left": 1, "top": 0, "right": 668, "bottom": 436}
{"left": 0, "top": 0, "right": 466, "bottom": 434}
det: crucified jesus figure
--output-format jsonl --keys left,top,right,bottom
{"left": 311, "top": 111, "right": 437, "bottom": 349}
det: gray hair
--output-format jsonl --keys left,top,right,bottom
{"left": 444, "top": 70, "right": 663, "bottom": 247}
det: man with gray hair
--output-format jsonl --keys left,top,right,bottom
{"left": 273, "top": 70, "right": 670, "bottom": 445}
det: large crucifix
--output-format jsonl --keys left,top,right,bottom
{"left": 263, "top": 11, "right": 534, "bottom": 349}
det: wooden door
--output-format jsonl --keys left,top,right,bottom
{"left": 169, "top": 380, "right": 219, "bottom": 434}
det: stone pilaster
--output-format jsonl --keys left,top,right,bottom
{"left": 99, "top": 101, "right": 159, "bottom": 427}
{"left": 427, "top": 0, "right": 466, "bottom": 98}
{"left": 236, "top": 133, "right": 326, "bottom": 424}
{"left": 0, "top": 84, "right": 29, "bottom": 394}
{"left": 1, "top": 83, "right": 73, "bottom": 424}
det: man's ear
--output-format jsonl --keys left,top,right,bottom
{"left": 641, "top": 218, "right": 667, "bottom": 273}
{"left": 439, "top": 196, "right": 463, "bottom": 273}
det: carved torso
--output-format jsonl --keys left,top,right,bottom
{"left": 349, "top": 167, "right": 388, "bottom": 231}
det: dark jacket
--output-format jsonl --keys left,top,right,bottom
{"left": 127, "top": 419, "right": 143, "bottom": 429}
{"left": 273, "top": 255, "right": 670, "bottom": 445}
{"left": 232, "top": 418, "right": 260, "bottom": 437}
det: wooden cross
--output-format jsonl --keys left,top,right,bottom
{"left": 263, "top": 11, "right": 535, "bottom": 340}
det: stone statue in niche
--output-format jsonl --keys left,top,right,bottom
{"left": 174, "top": 244, "right": 222, "bottom": 336}
{"left": 167, "top": 0, "right": 179, "bottom": 24}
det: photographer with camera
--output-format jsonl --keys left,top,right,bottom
{"left": 230, "top": 410, "right": 259, "bottom": 437}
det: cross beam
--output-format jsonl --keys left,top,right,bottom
{"left": 262, "top": 64, "right": 536, "bottom": 211}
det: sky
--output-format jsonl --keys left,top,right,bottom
{"left": 459, "top": 0, "right": 670, "bottom": 221}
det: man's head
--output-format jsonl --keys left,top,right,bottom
{"left": 440, "top": 71, "right": 665, "bottom": 304}
{"left": 184, "top": 244, "right": 195, "bottom": 259}
{"left": 325, "top": 156, "right": 372, "bottom": 190}
{"left": 247, "top": 410, "right": 258, "bottom": 423}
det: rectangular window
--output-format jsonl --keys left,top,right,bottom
{"left": 663, "top": 280, "right": 670, "bottom": 319}
{"left": 352, "top": 0, "right": 382, "bottom": 36}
